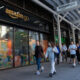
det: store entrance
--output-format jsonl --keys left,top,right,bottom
{"left": 0, "top": 25, "right": 49, "bottom": 69}
{"left": 14, "top": 28, "right": 29, "bottom": 67}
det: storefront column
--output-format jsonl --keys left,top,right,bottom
{"left": 79, "top": 32, "right": 80, "bottom": 44}
{"left": 57, "top": 15, "right": 62, "bottom": 62}
{"left": 53, "top": 19, "right": 56, "bottom": 43}
{"left": 72, "top": 27, "right": 76, "bottom": 44}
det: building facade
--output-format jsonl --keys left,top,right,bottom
{"left": 0, "top": 0, "right": 79, "bottom": 70}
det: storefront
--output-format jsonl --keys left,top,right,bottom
{"left": 54, "top": 22, "right": 70, "bottom": 46}
{"left": 0, "top": 1, "right": 51, "bottom": 69}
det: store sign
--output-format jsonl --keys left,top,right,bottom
{"left": 5, "top": 8, "right": 29, "bottom": 21}
{"left": 57, "top": 1, "right": 78, "bottom": 12}
{"left": 0, "top": 2, "right": 50, "bottom": 32}
{"left": 0, "top": 3, "right": 30, "bottom": 25}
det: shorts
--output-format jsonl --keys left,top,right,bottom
{"left": 70, "top": 54, "right": 76, "bottom": 58}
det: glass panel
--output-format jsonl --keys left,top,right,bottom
{"left": 40, "top": 33, "right": 48, "bottom": 62}
{"left": 14, "top": 29, "right": 29, "bottom": 67}
{"left": 29, "top": 31, "right": 39, "bottom": 64}
{"left": 0, "top": 25, "right": 13, "bottom": 69}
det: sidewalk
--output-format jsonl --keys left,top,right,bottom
{"left": 0, "top": 62, "right": 80, "bottom": 80}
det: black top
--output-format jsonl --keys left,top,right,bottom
{"left": 35, "top": 45, "right": 43, "bottom": 58}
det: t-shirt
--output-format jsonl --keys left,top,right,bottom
{"left": 69, "top": 44, "right": 77, "bottom": 55}
{"left": 62, "top": 45, "right": 67, "bottom": 52}
{"left": 45, "top": 47, "right": 54, "bottom": 60}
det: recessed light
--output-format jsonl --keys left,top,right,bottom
{"left": 33, "top": 20, "right": 40, "bottom": 24}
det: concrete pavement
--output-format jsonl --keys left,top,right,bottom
{"left": 0, "top": 62, "right": 80, "bottom": 80}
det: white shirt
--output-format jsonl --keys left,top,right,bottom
{"left": 45, "top": 47, "right": 54, "bottom": 61}
{"left": 62, "top": 45, "right": 67, "bottom": 52}
{"left": 69, "top": 44, "right": 77, "bottom": 55}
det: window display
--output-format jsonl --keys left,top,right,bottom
{"left": 0, "top": 25, "right": 13, "bottom": 69}
{"left": 29, "top": 31, "right": 39, "bottom": 64}
{"left": 14, "top": 29, "right": 29, "bottom": 67}
{"left": 40, "top": 33, "right": 48, "bottom": 62}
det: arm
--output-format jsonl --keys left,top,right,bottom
{"left": 45, "top": 48, "right": 49, "bottom": 58}
{"left": 71, "top": 45, "right": 77, "bottom": 50}
{"left": 53, "top": 47, "right": 59, "bottom": 53}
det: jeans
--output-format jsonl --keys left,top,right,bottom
{"left": 62, "top": 51, "right": 67, "bottom": 62}
{"left": 36, "top": 58, "right": 41, "bottom": 70}
{"left": 54, "top": 54, "right": 60, "bottom": 64}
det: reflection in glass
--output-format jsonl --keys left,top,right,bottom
{"left": 14, "top": 29, "right": 29, "bottom": 67}
{"left": 40, "top": 33, "right": 48, "bottom": 62}
{"left": 0, "top": 25, "right": 13, "bottom": 69}
{"left": 29, "top": 31, "right": 39, "bottom": 64}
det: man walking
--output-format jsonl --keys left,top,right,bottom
{"left": 69, "top": 41, "right": 77, "bottom": 67}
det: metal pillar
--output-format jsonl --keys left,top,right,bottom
{"left": 53, "top": 17, "right": 56, "bottom": 43}
{"left": 32, "top": 0, "right": 80, "bottom": 30}
{"left": 72, "top": 27, "right": 76, "bottom": 44}
{"left": 57, "top": 15, "right": 62, "bottom": 62}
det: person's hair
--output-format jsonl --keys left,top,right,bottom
{"left": 51, "top": 42, "right": 55, "bottom": 47}
{"left": 48, "top": 43, "right": 51, "bottom": 47}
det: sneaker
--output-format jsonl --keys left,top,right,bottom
{"left": 41, "top": 66, "right": 44, "bottom": 72}
{"left": 36, "top": 71, "right": 40, "bottom": 75}
{"left": 72, "top": 64, "right": 76, "bottom": 67}
{"left": 49, "top": 73, "right": 53, "bottom": 77}
{"left": 53, "top": 71, "right": 56, "bottom": 75}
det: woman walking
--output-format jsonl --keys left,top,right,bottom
{"left": 45, "top": 43, "right": 58, "bottom": 77}
{"left": 35, "top": 41, "right": 44, "bottom": 75}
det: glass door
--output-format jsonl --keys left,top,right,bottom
{"left": 29, "top": 31, "right": 39, "bottom": 64}
{"left": 14, "top": 28, "right": 29, "bottom": 67}
{"left": 40, "top": 33, "right": 48, "bottom": 62}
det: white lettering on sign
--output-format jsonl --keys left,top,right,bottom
{"left": 57, "top": 1, "right": 78, "bottom": 12}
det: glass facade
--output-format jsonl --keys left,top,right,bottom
{"left": 29, "top": 31, "right": 39, "bottom": 64}
{"left": 0, "top": 25, "right": 13, "bottom": 69}
{"left": 40, "top": 34, "right": 48, "bottom": 62}
{"left": 14, "top": 29, "right": 29, "bottom": 67}
{"left": 0, "top": 25, "right": 49, "bottom": 69}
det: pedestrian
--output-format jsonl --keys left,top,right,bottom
{"left": 76, "top": 43, "right": 80, "bottom": 64}
{"left": 62, "top": 43, "right": 67, "bottom": 62}
{"left": 45, "top": 43, "right": 58, "bottom": 77}
{"left": 69, "top": 41, "right": 77, "bottom": 67}
{"left": 34, "top": 40, "right": 44, "bottom": 75}
{"left": 56, "top": 44, "right": 60, "bottom": 64}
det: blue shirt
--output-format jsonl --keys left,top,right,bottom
{"left": 57, "top": 46, "right": 60, "bottom": 54}
{"left": 69, "top": 44, "right": 77, "bottom": 55}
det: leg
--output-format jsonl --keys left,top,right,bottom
{"left": 36, "top": 58, "right": 41, "bottom": 71}
{"left": 57, "top": 54, "right": 59, "bottom": 64}
{"left": 69, "top": 54, "right": 72, "bottom": 64}
{"left": 49, "top": 60, "right": 55, "bottom": 77}
{"left": 50, "top": 60, "right": 55, "bottom": 74}
{"left": 73, "top": 57, "right": 76, "bottom": 66}
{"left": 62, "top": 54, "right": 65, "bottom": 62}
{"left": 65, "top": 52, "right": 67, "bottom": 62}
{"left": 36, "top": 58, "right": 41, "bottom": 75}
{"left": 71, "top": 55, "right": 76, "bottom": 67}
